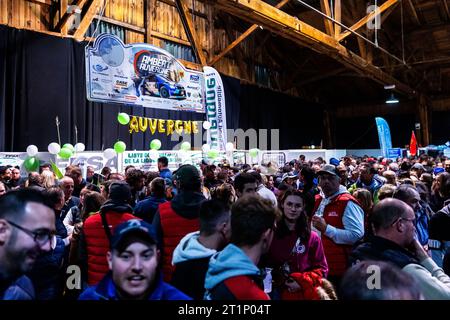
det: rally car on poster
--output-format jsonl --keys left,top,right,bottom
{"left": 141, "top": 74, "right": 186, "bottom": 100}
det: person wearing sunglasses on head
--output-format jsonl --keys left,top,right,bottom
{"left": 0, "top": 189, "right": 55, "bottom": 300}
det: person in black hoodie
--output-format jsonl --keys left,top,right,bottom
{"left": 152, "top": 164, "right": 206, "bottom": 282}
{"left": 171, "top": 200, "right": 231, "bottom": 299}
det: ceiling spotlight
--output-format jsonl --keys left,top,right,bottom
{"left": 384, "top": 84, "right": 395, "bottom": 90}
{"left": 386, "top": 92, "right": 399, "bottom": 104}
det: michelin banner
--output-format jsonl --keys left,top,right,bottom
{"left": 204, "top": 66, "right": 228, "bottom": 151}
{"left": 375, "top": 117, "right": 393, "bottom": 158}
{"left": 86, "top": 34, "right": 205, "bottom": 113}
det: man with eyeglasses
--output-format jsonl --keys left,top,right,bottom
{"left": 350, "top": 198, "right": 450, "bottom": 299}
{"left": 0, "top": 189, "right": 55, "bottom": 299}
{"left": 393, "top": 184, "right": 431, "bottom": 247}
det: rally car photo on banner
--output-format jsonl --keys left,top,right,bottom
{"left": 85, "top": 34, "right": 205, "bottom": 113}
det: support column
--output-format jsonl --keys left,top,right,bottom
{"left": 323, "top": 109, "right": 334, "bottom": 149}
{"left": 417, "top": 93, "right": 430, "bottom": 146}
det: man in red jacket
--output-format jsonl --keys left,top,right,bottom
{"left": 311, "top": 164, "right": 364, "bottom": 286}
{"left": 152, "top": 164, "right": 206, "bottom": 282}
{"left": 80, "top": 181, "right": 136, "bottom": 286}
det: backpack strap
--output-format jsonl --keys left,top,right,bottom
{"left": 100, "top": 211, "right": 112, "bottom": 245}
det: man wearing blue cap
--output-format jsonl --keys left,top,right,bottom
{"left": 79, "top": 219, "right": 191, "bottom": 300}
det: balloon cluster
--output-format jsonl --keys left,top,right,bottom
{"left": 102, "top": 141, "right": 127, "bottom": 160}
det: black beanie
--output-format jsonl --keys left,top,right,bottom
{"left": 108, "top": 181, "right": 132, "bottom": 202}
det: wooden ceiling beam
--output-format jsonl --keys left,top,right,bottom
{"left": 209, "top": 0, "right": 290, "bottom": 66}
{"left": 73, "top": 0, "right": 104, "bottom": 41}
{"left": 334, "top": 0, "right": 341, "bottom": 39}
{"left": 320, "top": 0, "right": 334, "bottom": 36}
{"left": 175, "top": 0, "right": 207, "bottom": 66}
{"left": 337, "top": 0, "right": 399, "bottom": 42}
{"left": 216, "top": 0, "right": 416, "bottom": 97}
{"left": 443, "top": 0, "right": 450, "bottom": 21}
{"left": 57, "top": 0, "right": 87, "bottom": 34}
{"left": 406, "top": 0, "right": 421, "bottom": 25}
{"left": 26, "top": 0, "right": 52, "bottom": 5}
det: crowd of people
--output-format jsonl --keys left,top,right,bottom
{"left": 0, "top": 153, "right": 449, "bottom": 300}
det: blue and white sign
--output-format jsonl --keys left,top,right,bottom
{"left": 375, "top": 117, "right": 393, "bottom": 158}
{"left": 387, "top": 148, "right": 402, "bottom": 159}
{"left": 204, "top": 66, "right": 227, "bottom": 151}
{"left": 86, "top": 34, "right": 205, "bottom": 113}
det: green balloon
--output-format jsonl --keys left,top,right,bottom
{"left": 249, "top": 148, "right": 259, "bottom": 158}
{"left": 62, "top": 143, "right": 74, "bottom": 152}
{"left": 150, "top": 139, "right": 161, "bottom": 150}
{"left": 24, "top": 156, "right": 39, "bottom": 172}
{"left": 118, "top": 113, "right": 130, "bottom": 125}
{"left": 59, "top": 147, "right": 73, "bottom": 159}
{"left": 207, "top": 149, "right": 219, "bottom": 159}
{"left": 180, "top": 141, "right": 191, "bottom": 151}
{"left": 114, "top": 141, "right": 126, "bottom": 153}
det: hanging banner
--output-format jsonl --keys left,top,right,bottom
{"left": 375, "top": 117, "right": 393, "bottom": 158}
{"left": 128, "top": 116, "right": 200, "bottom": 135}
{"left": 86, "top": 34, "right": 205, "bottom": 113}
{"left": 204, "top": 66, "right": 227, "bottom": 151}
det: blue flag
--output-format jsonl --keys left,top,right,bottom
{"left": 375, "top": 117, "right": 393, "bottom": 158}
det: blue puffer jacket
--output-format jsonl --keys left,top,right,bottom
{"left": 78, "top": 272, "right": 192, "bottom": 300}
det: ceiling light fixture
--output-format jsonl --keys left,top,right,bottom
{"left": 386, "top": 92, "right": 399, "bottom": 104}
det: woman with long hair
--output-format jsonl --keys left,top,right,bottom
{"left": 264, "top": 189, "right": 329, "bottom": 300}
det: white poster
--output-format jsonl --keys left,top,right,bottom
{"left": 203, "top": 66, "right": 227, "bottom": 151}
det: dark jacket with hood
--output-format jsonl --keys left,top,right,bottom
{"left": 171, "top": 231, "right": 217, "bottom": 300}
{"left": 78, "top": 272, "right": 191, "bottom": 300}
{"left": 152, "top": 191, "right": 205, "bottom": 282}
{"left": 80, "top": 200, "right": 135, "bottom": 286}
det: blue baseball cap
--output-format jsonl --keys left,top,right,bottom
{"left": 111, "top": 219, "right": 158, "bottom": 251}
{"left": 329, "top": 158, "right": 340, "bottom": 166}
{"left": 433, "top": 167, "right": 445, "bottom": 175}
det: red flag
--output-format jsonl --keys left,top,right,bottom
{"left": 409, "top": 131, "right": 417, "bottom": 156}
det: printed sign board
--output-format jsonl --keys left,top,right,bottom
{"left": 86, "top": 34, "right": 205, "bottom": 113}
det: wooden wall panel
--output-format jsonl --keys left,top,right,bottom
{"left": 0, "top": 0, "right": 8, "bottom": 25}
{"left": 126, "top": 29, "right": 144, "bottom": 43}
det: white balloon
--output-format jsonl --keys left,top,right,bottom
{"left": 74, "top": 143, "right": 85, "bottom": 152}
{"left": 26, "top": 145, "right": 38, "bottom": 157}
{"left": 103, "top": 148, "right": 116, "bottom": 160}
{"left": 149, "top": 149, "right": 159, "bottom": 161}
{"left": 47, "top": 142, "right": 61, "bottom": 155}
{"left": 225, "top": 142, "right": 235, "bottom": 152}
{"left": 202, "top": 144, "right": 210, "bottom": 152}
{"left": 202, "top": 121, "right": 211, "bottom": 130}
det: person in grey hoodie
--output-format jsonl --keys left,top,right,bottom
{"left": 204, "top": 195, "right": 278, "bottom": 300}
{"left": 171, "top": 200, "right": 231, "bottom": 299}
